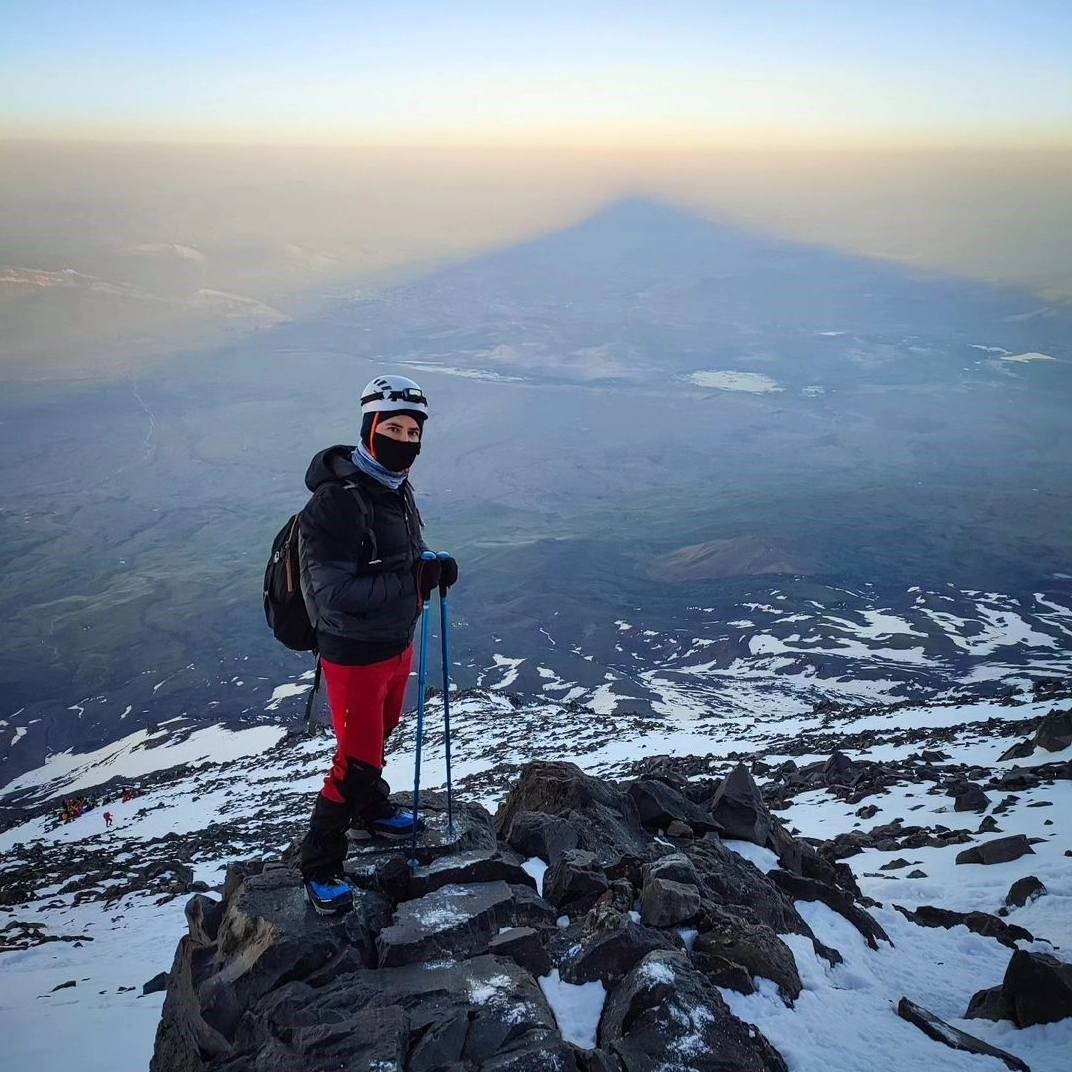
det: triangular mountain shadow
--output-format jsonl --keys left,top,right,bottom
{"left": 278, "top": 195, "right": 1069, "bottom": 383}
{"left": 376, "top": 195, "right": 1067, "bottom": 323}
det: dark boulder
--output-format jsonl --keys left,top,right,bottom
{"left": 377, "top": 880, "right": 555, "bottom": 967}
{"left": 1035, "top": 709, "right": 1072, "bottom": 751}
{"left": 495, "top": 762, "right": 650, "bottom": 866}
{"left": 1003, "top": 950, "right": 1072, "bottom": 1027}
{"left": 893, "top": 904, "right": 1033, "bottom": 949}
{"left": 407, "top": 850, "right": 536, "bottom": 898}
{"left": 1005, "top": 875, "right": 1046, "bottom": 909}
{"left": 543, "top": 849, "right": 610, "bottom": 913}
{"left": 487, "top": 926, "right": 552, "bottom": 978}
{"left": 952, "top": 783, "right": 991, "bottom": 812}
{"left": 767, "top": 871, "right": 890, "bottom": 949}
{"left": 143, "top": 971, "right": 170, "bottom": 996}
{"left": 966, "top": 985, "right": 1015, "bottom": 1023}
{"left": 598, "top": 950, "right": 788, "bottom": 1071}
{"left": 560, "top": 920, "right": 675, "bottom": 988}
{"left": 503, "top": 810, "right": 579, "bottom": 864}
{"left": 898, "top": 997, "right": 1029, "bottom": 1072}
{"left": 708, "top": 764, "right": 772, "bottom": 845}
{"left": 694, "top": 916, "right": 802, "bottom": 1001}
{"left": 639, "top": 876, "right": 701, "bottom": 928}
{"left": 243, "top": 954, "right": 563, "bottom": 1071}
{"left": 626, "top": 779, "right": 719, "bottom": 834}
{"left": 643, "top": 852, "right": 699, "bottom": 886}
{"left": 956, "top": 835, "right": 1035, "bottom": 866}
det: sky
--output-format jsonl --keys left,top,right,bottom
{"left": 2, "top": 0, "right": 1070, "bottom": 147}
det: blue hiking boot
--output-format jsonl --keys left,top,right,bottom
{"left": 303, "top": 873, "right": 354, "bottom": 915}
{"left": 369, "top": 810, "right": 426, "bottom": 840}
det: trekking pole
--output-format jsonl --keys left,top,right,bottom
{"left": 304, "top": 654, "right": 322, "bottom": 737}
{"left": 437, "top": 551, "right": 456, "bottom": 838}
{"left": 409, "top": 551, "right": 438, "bottom": 866}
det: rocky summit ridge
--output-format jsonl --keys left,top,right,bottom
{"left": 2, "top": 679, "right": 1070, "bottom": 1072}
{"left": 148, "top": 754, "right": 1068, "bottom": 1072}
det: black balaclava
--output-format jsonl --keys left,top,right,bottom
{"left": 361, "top": 409, "right": 426, "bottom": 473}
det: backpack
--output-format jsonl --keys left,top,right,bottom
{"left": 263, "top": 513, "right": 317, "bottom": 652}
{"left": 263, "top": 479, "right": 405, "bottom": 652}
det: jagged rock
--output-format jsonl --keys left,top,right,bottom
{"left": 143, "top": 971, "right": 170, "bottom": 996}
{"left": 906, "top": 869, "right": 928, "bottom": 878}
{"left": 708, "top": 763, "right": 772, "bottom": 844}
{"left": 1003, "top": 950, "right": 1072, "bottom": 1027}
{"left": 407, "top": 850, "right": 536, "bottom": 898}
{"left": 694, "top": 916, "right": 802, "bottom": 1001}
{"left": 999, "top": 709, "right": 1072, "bottom": 760}
{"left": 967, "top": 950, "right": 1072, "bottom": 1028}
{"left": 1035, "top": 709, "right": 1072, "bottom": 751}
{"left": 681, "top": 835, "right": 810, "bottom": 938}
{"left": 897, "top": 997, "right": 1029, "bottom": 1072}
{"left": 487, "top": 926, "right": 552, "bottom": 977}
{"left": 978, "top": 816, "right": 1001, "bottom": 834}
{"left": 543, "top": 849, "right": 609, "bottom": 912}
{"left": 855, "top": 804, "right": 879, "bottom": 819}
{"left": 345, "top": 852, "right": 411, "bottom": 903}
{"left": 503, "top": 810, "right": 579, "bottom": 864}
{"left": 496, "top": 762, "right": 650, "bottom": 866}
{"left": 377, "top": 880, "right": 554, "bottom": 967}
{"left": 956, "top": 835, "right": 1034, "bottom": 866}
{"left": 952, "top": 783, "right": 991, "bottom": 812}
{"left": 626, "top": 779, "right": 719, "bottom": 834}
{"left": 639, "top": 877, "right": 701, "bottom": 928}
{"left": 879, "top": 858, "right": 911, "bottom": 871}
{"left": 995, "top": 769, "right": 1039, "bottom": 791}
{"left": 184, "top": 894, "right": 224, "bottom": 947}
{"left": 644, "top": 852, "right": 699, "bottom": 886}
{"left": 893, "top": 904, "right": 1033, "bottom": 949}
{"left": 560, "top": 919, "right": 675, "bottom": 987}
{"left": 237, "top": 954, "right": 564, "bottom": 1071}
{"left": 823, "top": 751, "right": 856, "bottom": 783}
{"left": 1005, "top": 875, "right": 1046, "bottom": 909}
{"left": 691, "top": 950, "right": 756, "bottom": 994}
{"left": 598, "top": 950, "right": 788, "bottom": 1071}
{"left": 767, "top": 871, "right": 889, "bottom": 949}
{"left": 966, "top": 985, "right": 1015, "bottom": 1023}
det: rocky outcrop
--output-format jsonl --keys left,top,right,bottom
{"left": 598, "top": 950, "right": 788, "bottom": 1072}
{"left": 999, "top": 709, "right": 1072, "bottom": 760}
{"left": 893, "top": 904, "right": 1032, "bottom": 949}
{"left": 955, "top": 835, "right": 1035, "bottom": 866}
{"left": 151, "top": 760, "right": 894, "bottom": 1071}
{"left": 898, "top": 997, "right": 1029, "bottom": 1072}
{"left": 967, "top": 950, "right": 1072, "bottom": 1028}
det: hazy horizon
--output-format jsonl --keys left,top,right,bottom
{"left": 3, "top": 140, "right": 1071, "bottom": 379}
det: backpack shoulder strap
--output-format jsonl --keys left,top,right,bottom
{"left": 402, "top": 481, "right": 424, "bottom": 529}
{"left": 340, "top": 480, "right": 378, "bottom": 562}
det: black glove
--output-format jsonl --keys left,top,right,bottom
{"left": 416, "top": 556, "right": 459, "bottom": 601}
{"left": 438, "top": 555, "right": 459, "bottom": 593}
{"left": 416, "top": 559, "right": 441, "bottom": 602}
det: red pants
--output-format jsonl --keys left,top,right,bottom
{"left": 320, "top": 647, "right": 414, "bottom": 805}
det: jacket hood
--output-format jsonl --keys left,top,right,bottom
{"left": 305, "top": 444, "right": 361, "bottom": 492}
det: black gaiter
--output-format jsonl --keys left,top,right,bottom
{"left": 372, "top": 433, "right": 420, "bottom": 472}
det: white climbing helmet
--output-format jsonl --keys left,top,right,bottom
{"left": 359, "top": 374, "right": 429, "bottom": 418}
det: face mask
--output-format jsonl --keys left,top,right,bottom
{"left": 372, "top": 432, "right": 420, "bottom": 472}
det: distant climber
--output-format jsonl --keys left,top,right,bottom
{"left": 294, "top": 375, "right": 458, "bottom": 915}
{"left": 103, "top": 811, "right": 113, "bottom": 828}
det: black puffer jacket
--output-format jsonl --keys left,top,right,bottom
{"left": 298, "top": 444, "right": 426, "bottom": 665}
